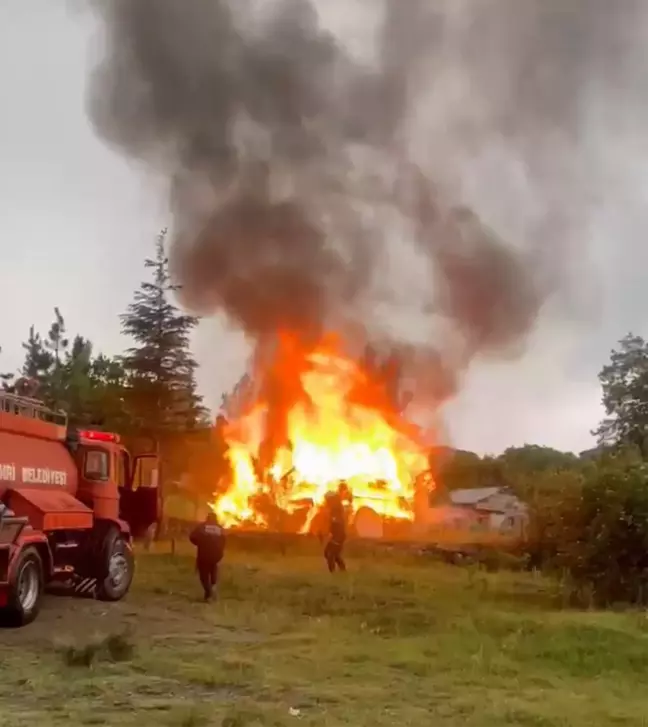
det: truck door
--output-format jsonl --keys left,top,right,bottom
{"left": 119, "top": 453, "right": 160, "bottom": 538}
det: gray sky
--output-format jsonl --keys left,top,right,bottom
{"left": 2, "top": 1, "right": 647, "bottom": 456}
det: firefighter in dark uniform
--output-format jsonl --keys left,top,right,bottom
{"left": 323, "top": 487, "right": 348, "bottom": 573}
{"left": 189, "top": 512, "right": 226, "bottom": 602}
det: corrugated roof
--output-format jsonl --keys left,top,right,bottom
{"left": 449, "top": 487, "right": 503, "bottom": 505}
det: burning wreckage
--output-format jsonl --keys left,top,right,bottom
{"left": 209, "top": 333, "right": 435, "bottom": 541}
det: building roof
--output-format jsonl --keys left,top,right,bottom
{"left": 449, "top": 487, "right": 505, "bottom": 506}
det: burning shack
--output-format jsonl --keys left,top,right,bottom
{"left": 211, "top": 333, "right": 433, "bottom": 539}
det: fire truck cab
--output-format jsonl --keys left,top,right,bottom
{"left": 0, "top": 392, "right": 159, "bottom": 627}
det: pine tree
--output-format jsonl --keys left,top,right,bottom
{"left": 45, "top": 307, "right": 69, "bottom": 365}
{"left": 121, "top": 229, "right": 205, "bottom": 446}
{"left": 45, "top": 308, "right": 72, "bottom": 409}
{"left": 21, "top": 325, "right": 54, "bottom": 380}
{"left": 19, "top": 309, "right": 74, "bottom": 409}
{"left": 60, "top": 334, "right": 95, "bottom": 425}
{"left": 14, "top": 323, "right": 56, "bottom": 400}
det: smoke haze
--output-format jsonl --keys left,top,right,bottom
{"left": 86, "top": 0, "right": 648, "bottom": 406}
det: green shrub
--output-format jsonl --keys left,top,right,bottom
{"left": 521, "top": 469, "right": 585, "bottom": 571}
{"left": 557, "top": 460, "right": 648, "bottom": 606}
{"left": 518, "top": 453, "right": 648, "bottom": 606}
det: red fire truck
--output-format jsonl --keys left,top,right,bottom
{"left": 0, "top": 392, "right": 159, "bottom": 627}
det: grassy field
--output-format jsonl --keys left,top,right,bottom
{"left": 3, "top": 537, "right": 648, "bottom": 726}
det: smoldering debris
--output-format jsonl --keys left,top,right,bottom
{"left": 85, "top": 0, "right": 648, "bottom": 399}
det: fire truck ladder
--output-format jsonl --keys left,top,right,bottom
{"left": 0, "top": 392, "right": 68, "bottom": 427}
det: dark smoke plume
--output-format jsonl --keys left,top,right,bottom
{"left": 86, "top": 0, "right": 647, "bottom": 403}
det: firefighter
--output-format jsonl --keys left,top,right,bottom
{"left": 189, "top": 512, "right": 226, "bottom": 602}
{"left": 323, "top": 488, "right": 347, "bottom": 573}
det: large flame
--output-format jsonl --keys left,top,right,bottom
{"left": 211, "top": 333, "right": 432, "bottom": 535}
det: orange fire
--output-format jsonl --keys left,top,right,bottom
{"left": 211, "top": 333, "right": 432, "bottom": 535}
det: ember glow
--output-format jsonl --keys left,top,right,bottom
{"left": 211, "top": 334, "right": 431, "bottom": 534}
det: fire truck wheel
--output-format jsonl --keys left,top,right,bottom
{"left": 96, "top": 528, "right": 135, "bottom": 602}
{"left": 0, "top": 547, "right": 44, "bottom": 627}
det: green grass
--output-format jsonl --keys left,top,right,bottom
{"left": 3, "top": 538, "right": 648, "bottom": 726}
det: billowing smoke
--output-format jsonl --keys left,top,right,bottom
{"left": 86, "top": 0, "right": 647, "bottom": 408}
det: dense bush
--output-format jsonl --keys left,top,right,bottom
{"left": 526, "top": 452, "right": 648, "bottom": 606}
{"left": 522, "top": 468, "right": 585, "bottom": 572}
{"left": 563, "top": 460, "right": 648, "bottom": 606}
